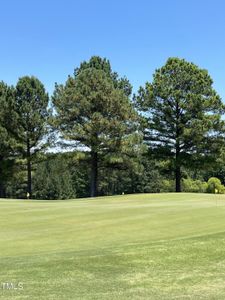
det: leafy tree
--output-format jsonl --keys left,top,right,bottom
{"left": 0, "top": 82, "right": 17, "bottom": 197}
{"left": 135, "top": 57, "right": 225, "bottom": 192}
{"left": 15, "top": 76, "right": 49, "bottom": 198}
{"left": 33, "top": 156, "right": 76, "bottom": 200}
{"left": 53, "top": 56, "right": 141, "bottom": 197}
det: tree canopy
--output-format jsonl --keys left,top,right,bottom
{"left": 0, "top": 82, "right": 18, "bottom": 197}
{"left": 135, "top": 57, "right": 225, "bottom": 192}
{"left": 15, "top": 76, "right": 49, "bottom": 197}
{"left": 0, "top": 56, "right": 224, "bottom": 199}
{"left": 53, "top": 56, "right": 141, "bottom": 197}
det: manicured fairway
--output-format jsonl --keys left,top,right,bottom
{"left": 1, "top": 193, "right": 225, "bottom": 299}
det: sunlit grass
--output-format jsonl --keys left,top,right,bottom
{"left": 1, "top": 193, "right": 225, "bottom": 299}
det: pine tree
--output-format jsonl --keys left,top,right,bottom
{"left": 135, "top": 57, "right": 225, "bottom": 192}
{"left": 0, "top": 82, "right": 17, "bottom": 197}
{"left": 53, "top": 56, "right": 141, "bottom": 197}
{"left": 15, "top": 76, "right": 49, "bottom": 198}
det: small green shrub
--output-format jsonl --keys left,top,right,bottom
{"left": 182, "top": 178, "right": 208, "bottom": 193}
{"left": 161, "top": 180, "right": 175, "bottom": 192}
{"left": 207, "top": 177, "right": 225, "bottom": 194}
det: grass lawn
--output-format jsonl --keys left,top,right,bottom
{"left": 1, "top": 193, "right": 225, "bottom": 299}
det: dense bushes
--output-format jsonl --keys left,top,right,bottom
{"left": 181, "top": 177, "right": 225, "bottom": 194}
{"left": 182, "top": 178, "right": 208, "bottom": 193}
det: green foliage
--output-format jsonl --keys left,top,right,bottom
{"left": 33, "top": 156, "right": 76, "bottom": 200}
{"left": 182, "top": 178, "right": 208, "bottom": 193}
{"left": 207, "top": 177, "right": 225, "bottom": 194}
{"left": 53, "top": 58, "right": 138, "bottom": 153}
{"left": 203, "top": 148, "right": 225, "bottom": 185}
{"left": 1, "top": 57, "right": 225, "bottom": 199}
{"left": 75, "top": 56, "right": 132, "bottom": 96}
{"left": 0, "top": 82, "right": 17, "bottom": 154}
{"left": 5, "top": 163, "right": 27, "bottom": 199}
{"left": 0, "top": 82, "right": 18, "bottom": 196}
{"left": 128, "top": 157, "right": 172, "bottom": 193}
{"left": 15, "top": 76, "right": 49, "bottom": 153}
{"left": 64, "top": 151, "right": 90, "bottom": 198}
{"left": 15, "top": 76, "right": 49, "bottom": 196}
{"left": 135, "top": 57, "right": 225, "bottom": 192}
{"left": 53, "top": 56, "right": 142, "bottom": 197}
{"left": 161, "top": 180, "right": 175, "bottom": 192}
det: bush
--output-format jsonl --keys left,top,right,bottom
{"left": 207, "top": 177, "right": 225, "bottom": 194}
{"left": 182, "top": 178, "right": 208, "bottom": 193}
{"left": 161, "top": 180, "right": 175, "bottom": 192}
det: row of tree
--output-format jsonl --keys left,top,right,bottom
{"left": 0, "top": 56, "right": 224, "bottom": 199}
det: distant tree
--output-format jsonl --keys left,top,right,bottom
{"left": 66, "top": 152, "right": 90, "bottom": 198}
{"left": 135, "top": 57, "right": 225, "bottom": 192}
{"left": 15, "top": 76, "right": 49, "bottom": 198}
{"left": 5, "top": 162, "right": 27, "bottom": 199}
{"left": 53, "top": 56, "right": 141, "bottom": 197}
{"left": 202, "top": 148, "right": 225, "bottom": 185}
{"left": 33, "top": 156, "right": 76, "bottom": 200}
{"left": 0, "top": 82, "right": 17, "bottom": 197}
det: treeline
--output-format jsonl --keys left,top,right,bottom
{"left": 1, "top": 56, "right": 225, "bottom": 199}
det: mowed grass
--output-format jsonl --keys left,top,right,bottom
{"left": 1, "top": 194, "right": 225, "bottom": 299}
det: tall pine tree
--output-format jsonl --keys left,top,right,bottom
{"left": 135, "top": 57, "right": 225, "bottom": 192}
{"left": 15, "top": 76, "right": 49, "bottom": 198}
{"left": 53, "top": 56, "right": 141, "bottom": 197}
{"left": 0, "top": 82, "right": 17, "bottom": 197}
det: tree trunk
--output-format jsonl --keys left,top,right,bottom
{"left": 27, "top": 139, "right": 32, "bottom": 198}
{"left": 175, "top": 142, "right": 181, "bottom": 192}
{"left": 0, "top": 156, "right": 5, "bottom": 198}
{"left": 90, "top": 151, "right": 98, "bottom": 197}
{"left": 175, "top": 165, "right": 181, "bottom": 192}
{"left": 175, "top": 99, "right": 181, "bottom": 193}
{"left": 0, "top": 182, "right": 4, "bottom": 198}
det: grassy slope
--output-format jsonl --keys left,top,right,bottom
{"left": 1, "top": 193, "right": 225, "bottom": 299}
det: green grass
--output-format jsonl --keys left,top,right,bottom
{"left": 1, "top": 193, "right": 225, "bottom": 299}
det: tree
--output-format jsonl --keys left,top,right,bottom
{"left": 135, "top": 57, "right": 225, "bottom": 192}
{"left": 15, "top": 76, "right": 49, "bottom": 198}
{"left": 53, "top": 56, "right": 141, "bottom": 197}
{"left": 75, "top": 56, "right": 132, "bottom": 97}
{"left": 0, "top": 82, "right": 18, "bottom": 197}
{"left": 33, "top": 155, "right": 76, "bottom": 200}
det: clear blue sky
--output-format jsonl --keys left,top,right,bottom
{"left": 1, "top": 0, "right": 225, "bottom": 99}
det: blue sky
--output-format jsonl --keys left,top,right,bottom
{"left": 1, "top": 0, "right": 225, "bottom": 99}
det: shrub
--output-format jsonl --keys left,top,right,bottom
{"left": 161, "top": 180, "right": 175, "bottom": 192}
{"left": 182, "top": 178, "right": 208, "bottom": 193}
{"left": 207, "top": 177, "right": 225, "bottom": 194}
